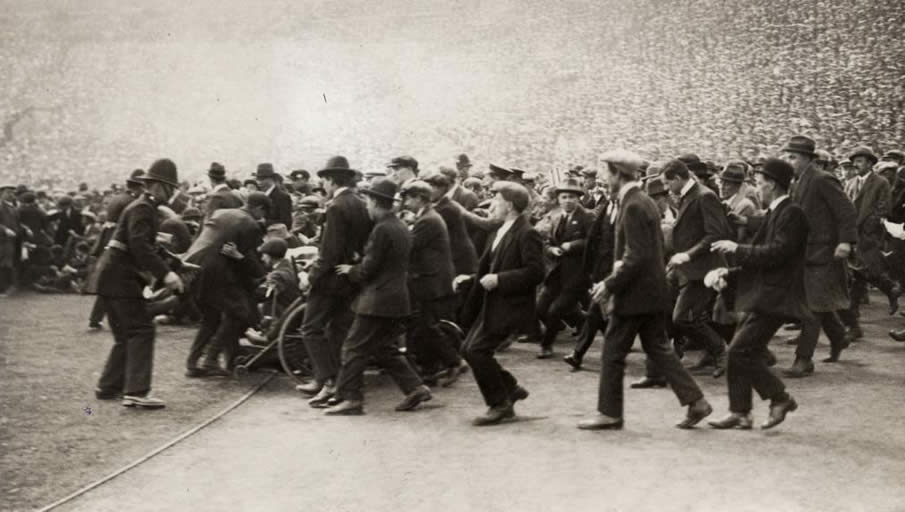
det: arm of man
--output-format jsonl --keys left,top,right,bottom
{"left": 604, "top": 202, "right": 654, "bottom": 294}
{"left": 819, "top": 174, "right": 858, "bottom": 244}
{"left": 685, "top": 193, "right": 729, "bottom": 260}
{"left": 127, "top": 204, "right": 170, "bottom": 282}
{"left": 348, "top": 226, "right": 387, "bottom": 284}
{"left": 735, "top": 209, "right": 808, "bottom": 269}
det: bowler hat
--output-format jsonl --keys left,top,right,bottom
{"left": 208, "top": 162, "right": 226, "bottom": 180}
{"left": 456, "top": 154, "right": 472, "bottom": 168}
{"left": 646, "top": 177, "right": 668, "bottom": 197}
{"left": 780, "top": 135, "right": 817, "bottom": 157}
{"left": 317, "top": 155, "right": 358, "bottom": 179}
{"left": 387, "top": 156, "right": 418, "bottom": 170}
{"left": 289, "top": 169, "right": 309, "bottom": 180}
{"left": 849, "top": 146, "right": 878, "bottom": 164}
{"left": 400, "top": 180, "right": 433, "bottom": 200}
{"left": 126, "top": 169, "right": 145, "bottom": 186}
{"left": 555, "top": 178, "right": 584, "bottom": 196}
{"left": 754, "top": 158, "right": 794, "bottom": 190}
{"left": 255, "top": 163, "right": 277, "bottom": 180}
{"left": 142, "top": 159, "right": 179, "bottom": 187}
{"left": 360, "top": 178, "right": 399, "bottom": 202}
{"left": 719, "top": 164, "right": 747, "bottom": 184}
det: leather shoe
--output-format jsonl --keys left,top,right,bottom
{"left": 184, "top": 367, "right": 210, "bottom": 378}
{"left": 782, "top": 358, "right": 814, "bottom": 378}
{"left": 761, "top": 396, "right": 798, "bottom": 429}
{"left": 122, "top": 394, "right": 166, "bottom": 409}
{"left": 295, "top": 380, "right": 322, "bottom": 395}
{"left": 889, "top": 329, "right": 905, "bottom": 342}
{"left": 563, "top": 352, "right": 582, "bottom": 370}
{"left": 472, "top": 402, "right": 515, "bottom": 426}
{"left": 577, "top": 414, "right": 624, "bottom": 430}
{"left": 94, "top": 388, "right": 120, "bottom": 400}
{"left": 324, "top": 399, "right": 364, "bottom": 416}
{"left": 511, "top": 385, "right": 529, "bottom": 403}
{"left": 436, "top": 361, "right": 469, "bottom": 387}
{"left": 536, "top": 347, "right": 554, "bottom": 359}
{"left": 200, "top": 365, "right": 231, "bottom": 378}
{"left": 847, "top": 325, "right": 864, "bottom": 341}
{"left": 630, "top": 377, "right": 667, "bottom": 389}
{"left": 395, "top": 385, "right": 432, "bottom": 411}
{"left": 308, "top": 384, "right": 336, "bottom": 408}
{"left": 676, "top": 399, "right": 712, "bottom": 429}
{"left": 707, "top": 412, "right": 753, "bottom": 430}
{"left": 687, "top": 353, "right": 714, "bottom": 372}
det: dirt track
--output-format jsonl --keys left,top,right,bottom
{"left": 49, "top": 297, "right": 905, "bottom": 512}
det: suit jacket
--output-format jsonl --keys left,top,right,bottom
{"left": 434, "top": 196, "right": 479, "bottom": 274}
{"left": 308, "top": 189, "right": 372, "bottom": 295}
{"left": 408, "top": 206, "right": 455, "bottom": 302}
{"left": 50, "top": 208, "right": 83, "bottom": 246}
{"left": 731, "top": 198, "right": 810, "bottom": 321}
{"left": 0, "top": 201, "right": 21, "bottom": 268}
{"left": 186, "top": 208, "right": 266, "bottom": 321}
{"left": 671, "top": 182, "right": 730, "bottom": 280}
{"left": 544, "top": 205, "right": 593, "bottom": 290}
{"left": 582, "top": 200, "right": 616, "bottom": 282}
{"left": 852, "top": 172, "right": 889, "bottom": 243}
{"left": 350, "top": 213, "right": 411, "bottom": 318}
{"left": 265, "top": 187, "right": 293, "bottom": 228}
{"left": 792, "top": 165, "right": 858, "bottom": 311}
{"left": 451, "top": 185, "right": 479, "bottom": 211}
{"left": 17, "top": 203, "right": 52, "bottom": 247}
{"left": 205, "top": 186, "right": 243, "bottom": 219}
{"left": 581, "top": 187, "right": 606, "bottom": 210}
{"left": 461, "top": 215, "right": 544, "bottom": 336}
{"left": 603, "top": 186, "right": 671, "bottom": 315}
{"left": 86, "top": 196, "right": 170, "bottom": 298}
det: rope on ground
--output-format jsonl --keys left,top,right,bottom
{"left": 36, "top": 371, "right": 278, "bottom": 512}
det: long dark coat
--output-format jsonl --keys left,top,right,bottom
{"left": 408, "top": 206, "right": 455, "bottom": 302}
{"left": 544, "top": 204, "right": 593, "bottom": 291}
{"left": 349, "top": 213, "right": 412, "bottom": 318}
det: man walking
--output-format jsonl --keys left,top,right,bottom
{"left": 707, "top": 158, "right": 807, "bottom": 430}
{"left": 578, "top": 150, "right": 711, "bottom": 431}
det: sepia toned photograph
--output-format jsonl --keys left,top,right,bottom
{"left": 2, "top": 1, "right": 904, "bottom": 511}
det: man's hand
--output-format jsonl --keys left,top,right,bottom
{"left": 710, "top": 240, "right": 738, "bottom": 254}
{"left": 548, "top": 247, "right": 564, "bottom": 258}
{"left": 590, "top": 280, "right": 608, "bottom": 304}
{"left": 220, "top": 242, "right": 244, "bottom": 260}
{"left": 704, "top": 268, "right": 729, "bottom": 291}
{"left": 3, "top": 227, "right": 14, "bottom": 237}
{"left": 335, "top": 264, "right": 353, "bottom": 275}
{"left": 667, "top": 252, "right": 690, "bottom": 269}
{"left": 453, "top": 274, "right": 473, "bottom": 291}
{"left": 480, "top": 274, "right": 499, "bottom": 291}
{"left": 561, "top": 241, "right": 572, "bottom": 252}
{"left": 163, "top": 271, "right": 184, "bottom": 294}
{"left": 23, "top": 226, "right": 33, "bottom": 238}
{"left": 834, "top": 242, "right": 852, "bottom": 260}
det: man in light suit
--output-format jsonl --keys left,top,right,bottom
{"left": 578, "top": 150, "right": 711, "bottom": 431}
{"left": 707, "top": 158, "right": 807, "bottom": 430}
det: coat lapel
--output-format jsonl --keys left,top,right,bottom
{"left": 491, "top": 216, "right": 524, "bottom": 272}
{"left": 674, "top": 182, "right": 697, "bottom": 226}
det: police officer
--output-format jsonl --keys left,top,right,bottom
{"left": 89, "top": 159, "right": 184, "bottom": 409}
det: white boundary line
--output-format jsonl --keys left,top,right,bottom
{"left": 36, "top": 372, "right": 278, "bottom": 512}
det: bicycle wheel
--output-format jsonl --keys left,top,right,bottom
{"left": 437, "top": 319, "right": 466, "bottom": 352}
{"left": 277, "top": 300, "right": 312, "bottom": 384}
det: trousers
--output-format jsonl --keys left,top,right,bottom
{"left": 96, "top": 297, "right": 155, "bottom": 396}
{"left": 462, "top": 310, "right": 520, "bottom": 407}
{"left": 727, "top": 313, "right": 788, "bottom": 412}
{"left": 301, "top": 291, "right": 355, "bottom": 382}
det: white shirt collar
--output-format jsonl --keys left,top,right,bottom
{"left": 213, "top": 183, "right": 229, "bottom": 192}
{"left": 264, "top": 185, "right": 276, "bottom": 196}
{"left": 618, "top": 181, "right": 641, "bottom": 204}
{"left": 492, "top": 217, "right": 517, "bottom": 251}
{"left": 332, "top": 187, "right": 349, "bottom": 199}
{"left": 680, "top": 179, "right": 695, "bottom": 199}
{"left": 769, "top": 195, "right": 789, "bottom": 211}
{"left": 725, "top": 192, "right": 738, "bottom": 205}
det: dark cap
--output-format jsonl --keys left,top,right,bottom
{"left": 289, "top": 169, "right": 310, "bottom": 180}
{"left": 208, "top": 162, "right": 226, "bottom": 180}
{"left": 127, "top": 169, "right": 145, "bottom": 186}
{"left": 881, "top": 150, "right": 905, "bottom": 164}
{"left": 400, "top": 180, "right": 433, "bottom": 200}
{"left": 260, "top": 238, "right": 288, "bottom": 258}
{"left": 849, "top": 146, "right": 878, "bottom": 164}
{"left": 678, "top": 153, "right": 707, "bottom": 172}
{"left": 423, "top": 171, "right": 453, "bottom": 189}
{"left": 456, "top": 154, "right": 472, "bottom": 168}
{"left": 555, "top": 178, "right": 584, "bottom": 196}
{"left": 646, "top": 177, "right": 668, "bottom": 197}
{"left": 245, "top": 191, "right": 273, "bottom": 211}
{"left": 387, "top": 156, "right": 419, "bottom": 170}
{"left": 719, "top": 162, "right": 747, "bottom": 184}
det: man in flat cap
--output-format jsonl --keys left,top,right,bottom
{"left": 457, "top": 180, "right": 544, "bottom": 426}
{"left": 578, "top": 150, "right": 711, "bottom": 431}
{"left": 780, "top": 135, "right": 857, "bottom": 377}
{"left": 387, "top": 156, "right": 419, "bottom": 186}
{"left": 440, "top": 166, "right": 479, "bottom": 211}
{"left": 580, "top": 168, "right": 606, "bottom": 210}
{"left": 289, "top": 169, "right": 312, "bottom": 196}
